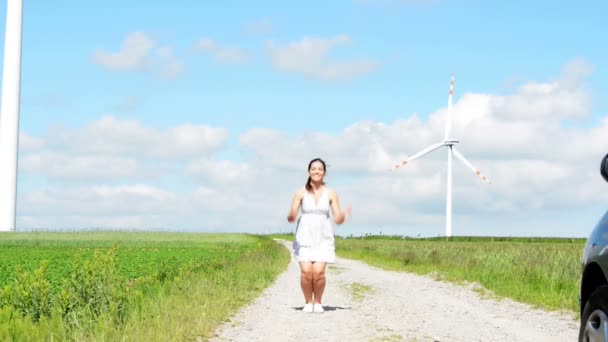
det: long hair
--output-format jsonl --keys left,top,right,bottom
{"left": 305, "top": 158, "right": 326, "bottom": 192}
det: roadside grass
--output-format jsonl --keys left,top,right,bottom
{"left": 101, "top": 236, "right": 290, "bottom": 341}
{"left": 335, "top": 236, "right": 584, "bottom": 315}
{"left": 369, "top": 334, "right": 403, "bottom": 342}
{"left": 0, "top": 232, "right": 290, "bottom": 341}
{"left": 268, "top": 233, "right": 293, "bottom": 241}
{"left": 341, "top": 282, "right": 373, "bottom": 302}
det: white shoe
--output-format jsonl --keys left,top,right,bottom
{"left": 313, "top": 303, "right": 324, "bottom": 313}
{"left": 302, "top": 303, "right": 314, "bottom": 313}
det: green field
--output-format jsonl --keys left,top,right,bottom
{"left": 0, "top": 232, "right": 258, "bottom": 290}
{"left": 0, "top": 232, "right": 290, "bottom": 341}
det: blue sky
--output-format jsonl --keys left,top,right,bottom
{"left": 1, "top": 0, "right": 607, "bottom": 237}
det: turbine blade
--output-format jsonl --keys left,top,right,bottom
{"left": 452, "top": 146, "right": 491, "bottom": 183}
{"left": 391, "top": 142, "right": 446, "bottom": 171}
{"left": 444, "top": 74, "right": 455, "bottom": 140}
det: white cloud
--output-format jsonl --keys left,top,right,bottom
{"left": 265, "top": 35, "right": 378, "bottom": 81}
{"left": 21, "top": 184, "right": 177, "bottom": 216}
{"left": 185, "top": 158, "right": 254, "bottom": 184}
{"left": 92, "top": 32, "right": 185, "bottom": 79}
{"left": 195, "top": 38, "right": 249, "bottom": 64}
{"left": 19, "top": 132, "right": 45, "bottom": 152}
{"left": 20, "top": 153, "right": 142, "bottom": 180}
{"left": 156, "top": 45, "right": 185, "bottom": 79}
{"left": 92, "top": 32, "right": 155, "bottom": 71}
{"left": 92, "top": 184, "right": 176, "bottom": 201}
{"left": 46, "top": 116, "right": 229, "bottom": 160}
{"left": 18, "top": 116, "right": 229, "bottom": 182}
{"left": 15, "top": 59, "right": 608, "bottom": 237}
{"left": 18, "top": 184, "right": 179, "bottom": 230}
{"left": 184, "top": 161, "right": 303, "bottom": 231}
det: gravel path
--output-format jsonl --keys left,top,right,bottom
{"left": 209, "top": 240, "right": 579, "bottom": 342}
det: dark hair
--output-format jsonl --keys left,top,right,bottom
{"left": 306, "top": 158, "right": 326, "bottom": 192}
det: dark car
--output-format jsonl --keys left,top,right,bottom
{"left": 579, "top": 153, "right": 608, "bottom": 341}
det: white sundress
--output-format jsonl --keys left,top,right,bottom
{"left": 293, "top": 188, "right": 336, "bottom": 263}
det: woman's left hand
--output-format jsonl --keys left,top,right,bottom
{"left": 343, "top": 206, "right": 352, "bottom": 221}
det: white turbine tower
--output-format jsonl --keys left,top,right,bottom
{"left": 392, "top": 75, "right": 490, "bottom": 237}
{"left": 0, "top": 0, "right": 24, "bottom": 232}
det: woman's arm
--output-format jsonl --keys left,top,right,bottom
{"left": 329, "top": 189, "right": 351, "bottom": 225}
{"left": 287, "top": 188, "right": 305, "bottom": 223}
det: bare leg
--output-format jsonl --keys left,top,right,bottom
{"left": 311, "top": 262, "right": 327, "bottom": 304}
{"left": 299, "top": 262, "right": 314, "bottom": 304}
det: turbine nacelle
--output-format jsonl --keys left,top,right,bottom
{"left": 443, "top": 138, "right": 460, "bottom": 146}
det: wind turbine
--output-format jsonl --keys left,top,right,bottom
{"left": 0, "top": 0, "right": 24, "bottom": 232}
{"left": 391, "top": 75, "right": 490, "bottom": 237}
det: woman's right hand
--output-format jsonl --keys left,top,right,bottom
{"left": 287, "top": 188, "right": 306, "bottom": 223}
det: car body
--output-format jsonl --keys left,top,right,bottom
{"left": 579, "top": 153, "right": 608, "bottom": 341}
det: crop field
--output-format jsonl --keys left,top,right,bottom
{"left": 0, "top": 232, "right": 254, "bottom": 290}
{"left": 0, "top": 232, "right": 290, "bottom": 341}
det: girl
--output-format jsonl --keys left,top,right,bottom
{"left": 287, "top": 158, "right": 351, "bottom": 313}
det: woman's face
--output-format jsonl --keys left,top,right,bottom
{"left": 308, "top": 161, "right": 326, "bottom": 183}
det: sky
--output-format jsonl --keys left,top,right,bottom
{"left": 0, "top": 0, "right": 607, "bottom": 237}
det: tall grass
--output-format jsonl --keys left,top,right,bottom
{"left": 115, "top": 238, "right": 290, "bottom": 340}
{"left": 336, "top": 237, "right": 583, "bottom": 314}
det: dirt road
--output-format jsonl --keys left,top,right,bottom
{"left": 209, "top": 240, "right": 579, "bottom": 341}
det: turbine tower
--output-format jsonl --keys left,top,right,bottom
{"left": 392, "top": 75, "right": 490, "bottom": 237}
{"left": 0, "top": 0, "right": 24, "bottom": 232}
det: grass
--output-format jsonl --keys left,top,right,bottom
{"left": 98, "top": 236, "right": 290, "bottom": 341}
{"left": 369, "top": 334, "right": 403, "bottom": 342}
{"left": 0, "top": 232, "right": 290, "bottom": 341}
{"left": 335, "top": 235, "right": 584, "bottom": 314}
{"left": 341, "top": 282, "right": 373, "bottom": 302}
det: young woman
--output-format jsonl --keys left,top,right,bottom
{"left": 287, "top": 158, "right": 351, "bottom": 313}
